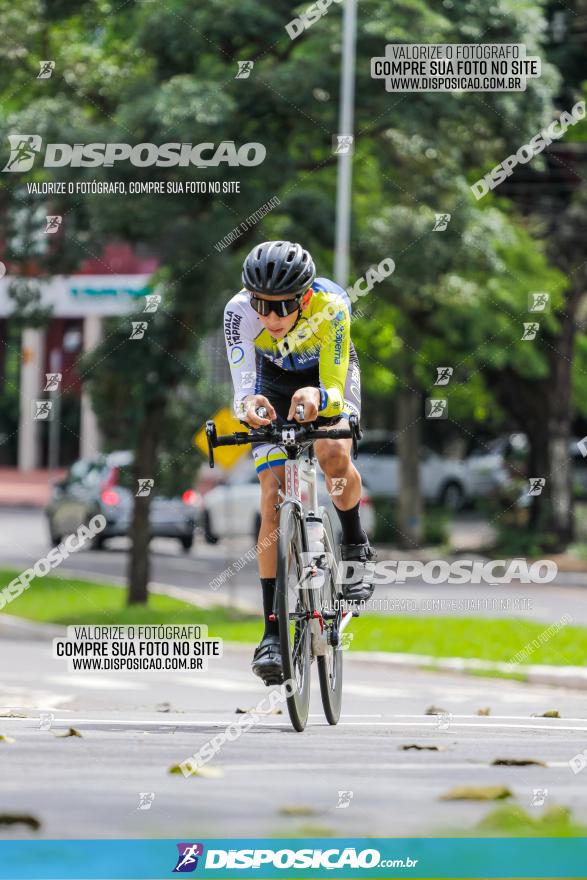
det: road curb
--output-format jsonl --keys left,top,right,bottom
{"left": 2, "top": 612, "right": 586, "bottom": 691}
{"left": 0, "top": 613, "right": 65, "bottom": 640}
{"left": 350, "top": 649, "right": 587, "bottom": 690}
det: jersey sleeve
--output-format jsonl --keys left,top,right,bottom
{"left": 223, "top": 296, "right": 258, "bottom": 418}
{"left": 317, "top": 297, "right": 351, "bottom": 417}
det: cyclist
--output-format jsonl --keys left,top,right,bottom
{"left": 223, "top": 240, "right": 375, "bottom": 684}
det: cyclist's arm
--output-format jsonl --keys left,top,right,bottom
{"left": 317, "top": 300, "right": 351, "bottom": 418}
{"left": 223, "top": 297, "right": 258, "bottom": 418}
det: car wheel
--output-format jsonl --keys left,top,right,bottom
{"left": 48, "top": 524, "right": 62, "bottom": 547}
{"left": 89, "top": 532, "right": 106, "bottom": 550}
{"left": 179, "top": 534, "right": 194, "bottom": 552}
{"left": 203, "top": 510, "right": 218, "bottom": 545}
{"left": 440, "top": 481, "right": 465, "bottom": 511}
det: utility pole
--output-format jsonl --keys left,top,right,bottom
{"left": 333, "top": 0, "right": 357, "bottom": 289}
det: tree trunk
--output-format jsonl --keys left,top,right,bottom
{"left": 543, "top": 286, "right": 579, "bottom": 546}
{"left": 127, "top": 395, "right": 166, "bottom": 605}
{"left": 396, "top": 382, "right": 423, "bottom": 549}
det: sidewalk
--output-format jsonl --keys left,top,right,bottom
{"left": 0, "top": 468, "right": 66, "bottom": 508}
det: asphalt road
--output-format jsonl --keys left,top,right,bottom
{"left": 0, "top": 632, "right": 586, "bottom": 839}
{"left": 2, "top": 508, "right": 587, "bottom": 624}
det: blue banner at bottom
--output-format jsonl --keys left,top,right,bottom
{"left": 0, "top": 838, "right": 585, "bottom": 879}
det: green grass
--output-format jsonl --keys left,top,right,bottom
{"left": 0, "top": 571, "right": 261, "bottom": 641}
{"left": 2, "top": 570, "right": 586, "bottom": 667}
{"left": 475, "top": 805, "right": 587, "bottom": 837}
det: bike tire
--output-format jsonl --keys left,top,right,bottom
{"left": 277, "top": 501, "right": 311, "bottom": 732}
{"left": 317, "top": 507, "right": 343, "bottom": 725}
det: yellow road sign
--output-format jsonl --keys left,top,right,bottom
{"left": 194, "top": 406, "right": 250, "bottom": 471}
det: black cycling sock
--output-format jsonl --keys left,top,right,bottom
{"left": 261, "top": 577, "right": 279, "bottom": 637}
{"left": 335, "top": 501, "right": 367, "bottom": 545}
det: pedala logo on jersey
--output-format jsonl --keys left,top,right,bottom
{"left": 3, "top": 135, "right": 266, "bottom": 171}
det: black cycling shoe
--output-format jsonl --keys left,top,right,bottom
{"left": 251, "top": 634, "right": 284, "bottom": 686}
{"left": 340, "top": 541, "right": 377, "bottom": 602}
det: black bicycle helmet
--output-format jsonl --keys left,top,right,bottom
{"left": 242, "top": 241, "right": 316, "bottom": 296}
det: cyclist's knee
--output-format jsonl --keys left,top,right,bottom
{"left": 316, "top": 440, "right": 350, "bottom": 476}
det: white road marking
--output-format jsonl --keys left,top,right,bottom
{"left": 223, "top": 761, "right": 573, "bottom": 771}
{"left": 3, "top": 716, "right": 587, "bottom": 733}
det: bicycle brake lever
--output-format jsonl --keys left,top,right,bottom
{"left": 205, "top": 420, "right": 216, "bottom": 468}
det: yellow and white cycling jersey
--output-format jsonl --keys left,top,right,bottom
{"left": 223, "top": 277, "right": 356, "bottom": 419}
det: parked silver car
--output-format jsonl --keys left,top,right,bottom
{"left": 45, "top": 451, "right": 200, "bottom": 551}
{"left": 357, "top": 432, "right": 509, "bottom": 509}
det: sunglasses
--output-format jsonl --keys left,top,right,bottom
{"left": 249, "top": 293, "right": 303, "bottom": 318}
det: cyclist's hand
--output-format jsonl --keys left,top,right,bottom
{"left": 288, "top": 387, "right": 320, "bottom": 422}
{"left": 241, "top": 395, "right": 276, "bottom": 427}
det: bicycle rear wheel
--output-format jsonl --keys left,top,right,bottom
{"left": 317, "top": 507, "right": 343, "bottom": 725}
{"left": 277, "top": 502, "right": 312, "bottom": 732}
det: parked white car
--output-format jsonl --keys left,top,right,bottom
{"left": 356, "top": 431, "right": 509, "bottom": 509}
{"left": 201, "top": 460, "right": 375, "bottom": 543}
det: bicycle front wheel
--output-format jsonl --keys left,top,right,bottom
{"left": 277, "top": 502, "right": 311, "bottom": 732}
{"left": 317, "top": 507, "right": 343, "bottom": 724}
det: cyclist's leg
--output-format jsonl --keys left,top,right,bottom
{"left": 314, "top": 358, "right": 376, "bottom": 600}
{"left": 256, "top": 459, "right": 285, "bottom": 577}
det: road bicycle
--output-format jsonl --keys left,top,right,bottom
{"left": 205, "top": 407, "right": 362, "bottom": 732}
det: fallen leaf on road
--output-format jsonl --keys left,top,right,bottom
{"left": 477, "top": 708, "right": 491, "bottom": 716}
{"left": 236, "top": 707, "right": 283, "bottom": 715}
{"left": 400, "top": 744, "right": 446, "bottom": 751}
{"left": 425, "top": 706, "right": 448, "bottom": 715}
{"left": 0, "top": 735, "right": 16, "bottom": 743}
{"left": 55, "top": 727, "right": 82, "bottom": 738}
{"left": 168, "top": 764, "right": 224, "bottom": 779}
{"left": 532, "top": 710, "right": 560, "bottom": 718}
{"left": 156, "top": 703, "right": 172, "bottom": 712}
{"left": 440, "top": 785, "right": 513, "bottom": 801}
{"left": 279, "top": 806, "right": 319, "bottom": 817}
{"left": 0, "top": 814, "right": 41, "bottom": 830}
{"left": 491, "top": 758, "right": 546, "bottom": 767}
